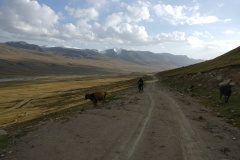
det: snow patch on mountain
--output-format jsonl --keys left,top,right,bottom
{"left": 113, "top": 48, "right": 122, "bottom": 55}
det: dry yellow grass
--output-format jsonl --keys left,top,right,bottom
{"left": 0, "top": 75, "right": 139, "bottom": 128}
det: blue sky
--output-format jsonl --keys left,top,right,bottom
{"left": 0, "top": 0, "right": 239, "bottom": 60}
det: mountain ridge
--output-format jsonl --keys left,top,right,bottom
{"left": 4, "top": 41, "right": 43, "bottom": 52}
{"left": 0, "top": 44, "right": 158, "bottom": 78}
{"left": 2, "top": 41, "right": 203, "bottom": 66}
{"left": 103, "top": 49, "right": 203, "bottom": 66}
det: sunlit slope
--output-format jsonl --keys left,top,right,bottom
{"left": 0, "top": 45, "right": 158, "bottom": 77}
{"left": 158, "top": 46, "right": 240, "bottom": 77}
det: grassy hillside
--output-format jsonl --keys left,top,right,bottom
{"left": 158, "top": 46, "right": 240, "bottom": 77}
{"left": 157, "top": 46, "right": 240, "bottom": 127}
{"left": 0, "top": 45, "right": 158, "bottom": 78}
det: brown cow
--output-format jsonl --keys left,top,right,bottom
{"left": 85, "top": 91, "right": 107, "bottom": 107}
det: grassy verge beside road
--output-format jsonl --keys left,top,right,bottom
{"left": 157, "top": 67, "right": 240, "bottom": 128}
{"left": 0, "top": 74, "right": 150, "bottom": 129}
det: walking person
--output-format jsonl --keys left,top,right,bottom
{"left": 138, "top": 77, "right": 144, "bottom": 92}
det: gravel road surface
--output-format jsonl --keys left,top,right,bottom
{"left": 2, "top": 76, "right": 240, "bottom": 160}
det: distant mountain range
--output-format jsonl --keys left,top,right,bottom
{"left": 4, "top": 41, "right": 43, "bottom": 52}
{"left": 3, "top": 41, "right": 203, "bottom": 66}
{"left": 102, "top": 49, "right": 203, "bottom": 66}
{"left": 0, "top": 41, "right": 206, "bottom": 78}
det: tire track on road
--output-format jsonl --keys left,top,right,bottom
{"left": 126, "top": 77, "right": 157, "bottom": 159}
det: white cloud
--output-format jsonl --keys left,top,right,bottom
{"left": 105, "top": 1, "right": 150, "bottom": 28}
{"left": 86, "top": 0, "right": 108, "bottom": 8}
{"left": 186, "top": 14, "right": 219, "bottom": 25}
{"left": 153, "top": 3, "right": 219, "bottom": 25}
{"left": 102, "top": 1, "right": 152, "bottom": 45}
{"left": 207, "top": 40, "right": 240, "bottom": 52}
{"left": 223, "top": 29, "right": 235, "bottom": 34}
{"left": 105, "top": 12, "right": 124, "bottom": 28}
{"left": 104, "top": 23, "right": 149, "bottom": 45}
{"left": 156, "top": 31, "right": 186, "bottom": 42}
{"left": 224, "top": 19, "right": 232, "bottom": 22}
{"left": 155, "top": 31, "right": 204, "bottom": 48}
{"left": 76, "top": 20, "right": 92, "bottom": 31}
{"left": 126, "top": 2, "right": 150, "bottom": 22}
{"left": 64, "top": 6, "right": 99, "bottom": 20}
{"left": 153, "top": 4, "right": 186, "bottom": 25}
{"left": 187, "top": 36, "right": 203, "bottom": 48}
{"left": 192, "top": 31, "right": 213, "bottom": 40}
{"left": 0, "top": 0, "right": 59, "bottom": 36}
{"left": 61, "top": 23, "right": 78, "bottom": 39}
{"left": 196, "top": 40, "right": 240, "bottom": 59}
{"left": 193, "top": 31, "right": 203, "bottom": 36}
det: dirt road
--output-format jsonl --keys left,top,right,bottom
{"left": 2, "top": 76, "right": 240, "bottom": 160}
